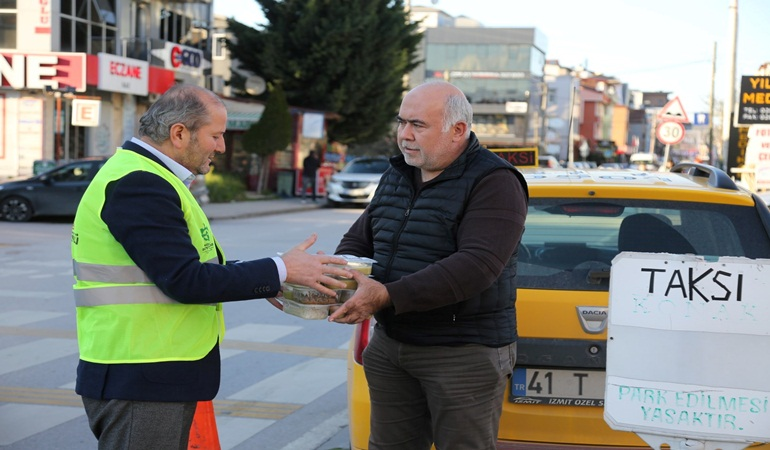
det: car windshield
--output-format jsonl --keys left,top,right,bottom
{"left": 517, "top": 198, "right": 770, "bottom": 292}
{"left": 342, "top": 159, "right": 389, "bottom": 174}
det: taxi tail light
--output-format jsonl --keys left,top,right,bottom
{"left": 352, "top": 318, "right": 371, "bottom": 365}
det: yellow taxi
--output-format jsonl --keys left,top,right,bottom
{"left": 347, "top": 162, "right": 770, "bottom": 449}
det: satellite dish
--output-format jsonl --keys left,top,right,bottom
{"left": 245, "top": 76, "right": 266, "bottom": 96}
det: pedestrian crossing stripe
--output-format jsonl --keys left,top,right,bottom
{"left": 0, "top": 386, "right": 302, "bottom": 420}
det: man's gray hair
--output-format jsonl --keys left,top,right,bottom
{"left": 443, "top": 92, "right": 473, "bottom": 137}
{"left": 138, "top": 84, "right": 224, "bottom": 143}
{"left": 422, "top": 80, "right": 473, "bottom": 136}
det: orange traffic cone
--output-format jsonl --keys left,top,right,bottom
{"left": 188, "top": 400, "right": 221, "bottom": 450}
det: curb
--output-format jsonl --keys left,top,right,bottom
{"left": 203, "top": 201, "right": 325, "bottom": 221}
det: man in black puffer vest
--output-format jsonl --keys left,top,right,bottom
{"left": 329, "top": 80, "right": 528, "bottom": 450}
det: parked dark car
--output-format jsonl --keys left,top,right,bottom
{"left": 0, "top": 158, "right": 107, "bottom": 222}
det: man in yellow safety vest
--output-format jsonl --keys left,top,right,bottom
{"left": 71, "top": 84, "right": 350, "bottom": 449}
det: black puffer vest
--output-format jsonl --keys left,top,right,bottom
{"left": 370, "top": 134, "right": 523, "bottom": 347}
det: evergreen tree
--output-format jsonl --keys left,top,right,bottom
{"left": 242, "top": 83, "right": 292, "bottom": 192}
{"left": 227, "top": 0, "right": 422, "bottom": 144}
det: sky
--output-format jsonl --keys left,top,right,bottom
{"left": 213, "top": 0, "right": 768, "bottom": 117}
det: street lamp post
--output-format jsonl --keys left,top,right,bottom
{"left": 45, "top": 86, "right": 76, "bottom": 161}
{"left": 54, "top": 91, "right": 62, "bottom": 160}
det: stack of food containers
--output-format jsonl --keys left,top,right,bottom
{"left": 277, "top": 255, "right": 375, "bottom": 319}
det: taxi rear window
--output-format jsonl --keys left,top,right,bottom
{"left": 517, "top": 199, "right": 770, "bottom": 291}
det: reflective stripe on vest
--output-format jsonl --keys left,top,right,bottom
{"left": 72, "top": 258, "right": 219, "bottom": 307}
{"left": 73, "top": 261, "right": 153, "bottom": 284}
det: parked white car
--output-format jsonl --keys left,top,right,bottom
{"left": 325, "top": 157, "right": 390, "bottom": 207}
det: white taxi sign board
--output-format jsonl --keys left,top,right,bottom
{"left": 605, "top": 253, "right": 770, "bottom": 447}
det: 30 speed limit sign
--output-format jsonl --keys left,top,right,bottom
{"left": 656, "top": 121, "right": 685, "bottom": 145}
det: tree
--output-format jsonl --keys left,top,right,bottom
{"left": 227, "top": 0, "right": 422, "bottom": 144}
{"left": 242, "top": 83, "right": 292, "bottom": 193}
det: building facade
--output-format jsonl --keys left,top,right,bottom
{"left": 0, "top": 0, "right": 215, "bottom": 178}
{"left": 407, "top": 7, "right": 547, "bottom": 151}
{"left": 543, "top": 60, "right": 581, "bottom": 161}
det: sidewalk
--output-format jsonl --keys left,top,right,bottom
{"left": 201, "top": 195, "right": 323, "bottom": 221}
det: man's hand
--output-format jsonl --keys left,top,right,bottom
{"left": 281, "top": 234, "right": 352, "bottom": 296}
{"left": 328, "top": 270, "right": 390, "bottom": 324}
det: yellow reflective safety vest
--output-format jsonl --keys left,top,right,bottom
{"left": 72, "top": 149, "right": 225, "bottom": 364}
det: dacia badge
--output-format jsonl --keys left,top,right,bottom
{"left": 576, "top": 306, "right": 608, "bottom": 334}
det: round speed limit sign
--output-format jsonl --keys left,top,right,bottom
{"left": 656, "top": 121, "right": 685, "bottom": 145}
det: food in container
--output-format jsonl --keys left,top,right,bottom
{"left": 280, "top": 283, "right": 355, "bottom": 305}
{"left": 280, "top": 298, "right": 339, "bottom": 320}
{"left": 276, "top": 255, "right": 374, "bottom": 320}
{"left": 327, "top": 255, "right": 375, "bottom": 275}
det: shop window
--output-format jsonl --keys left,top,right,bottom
{"left": 60, "top": 17, "right": 73, "bottom": 51}
{"left": 0, "top": 13, "right": 15, "bottom": 48}
{"left": 60, "top": 0, "right": 117, "bottom": 54}
{"left": 91, "top": 23, "right": 103, "bottom": 54}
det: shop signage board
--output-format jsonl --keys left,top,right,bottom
{"left": 150, "top": 42, "right": 211, "bottom": 75}
{"left": 0, "top": 51, "right": 87, "bottom": 91}
{"left": 97, "top": 53, "right": 149, "bottom": 96}
{"left": 737, "top": 76, "right": 770, "bottom": 125}
{"left": 744, "top": 125, "right": 770, "bottom": 189}
{"left": 605, "top": 253, "right": 770, "bottom": 449}
{"left": 71, "top": 99, "right": 101, "bottom": 127}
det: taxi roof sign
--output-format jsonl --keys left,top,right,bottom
{"left": 657, "top": 96, "right": 690, "bottom": 123}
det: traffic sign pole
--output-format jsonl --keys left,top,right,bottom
{"left": 661, "top": 144, "right": 671, "bottom": 171}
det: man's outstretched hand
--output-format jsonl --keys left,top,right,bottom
{"left": 280, "top": 233, "right": 351, "bottom": 297}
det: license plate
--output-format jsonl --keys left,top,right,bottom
{"left": 510, "top": 368, "right": 605, "bottom": 407}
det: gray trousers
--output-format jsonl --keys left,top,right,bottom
{"left": 82, "top": 397, "right": 197, "bottom": 450}
{"left": 363, "top": 329, "right": 516, "bottom": 450}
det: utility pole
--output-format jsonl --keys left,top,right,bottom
{"left": 567, "top": 79, "right": 577, "bottom": 166}
{"left": 709, "top": 41, "right": 716, "bottom": 164}
{"left": 720, "top": 0, "right": 738, "bottom": 171}
{"left": 540, "top": 81, "right": 548, "bottom": 157}
{"left": 648, "top": 112, "right": 657, "bottom": 155}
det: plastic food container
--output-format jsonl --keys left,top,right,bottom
{"left": 326, "top": 276, "right": 358, "bottom": 290}
{"left": 327, "top": 255, "right": 376, "bottom": 275}
{"left": 280, "top": 298, "right": 340, "bottom": 320}
{"left": 281, "top": 283, "right": 355, "bottom": 305}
